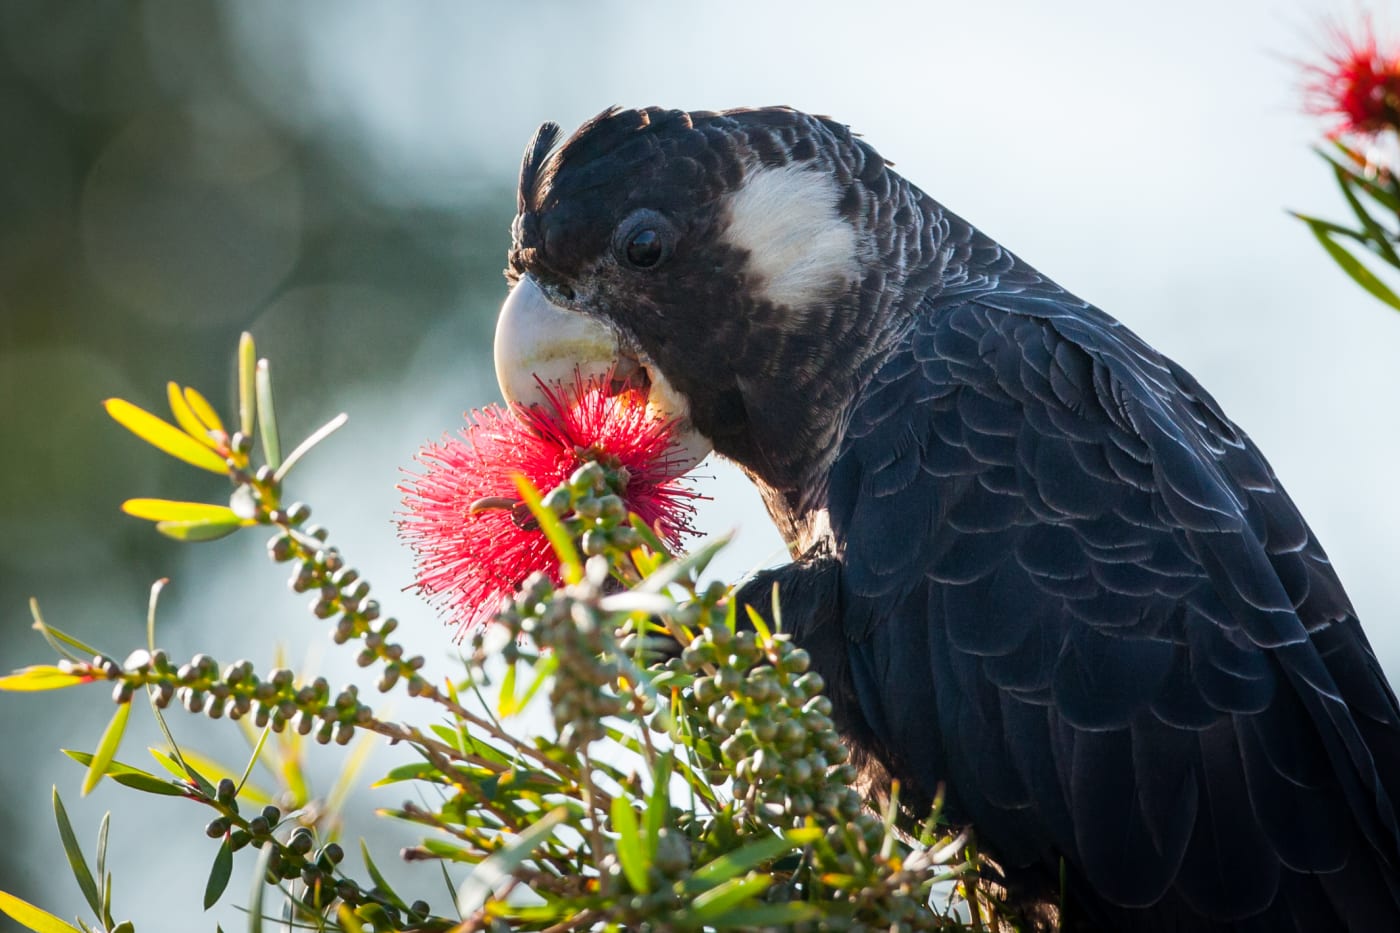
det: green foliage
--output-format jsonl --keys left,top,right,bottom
{"left": 1295, "top": 141, "right": 1400, "bottom": 312}
{"left": 0, "top": 336, "right": 988, "bottom": 932}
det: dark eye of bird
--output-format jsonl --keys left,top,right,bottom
{"left": 625, "top": 228, "right": 664, "bottom": 268}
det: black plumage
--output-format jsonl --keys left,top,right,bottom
{"left": 497, "top": 105, "right": 1400, "bottom": 931}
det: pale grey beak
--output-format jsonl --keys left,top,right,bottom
{"left": 493, "top": 275, "right": 712, "bottom": 470}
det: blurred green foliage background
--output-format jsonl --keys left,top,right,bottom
{"left": 0, "top": 3, "right": 515, "bottom": 920}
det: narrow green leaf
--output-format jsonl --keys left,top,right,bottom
{"left": 147, "top": 747, "right": 187, "bottom": 781}
{"left": 513, "top": 670, "right": 554, "bottom": 736}
{"left": 204, "top": 836, "right": 233, "bottom": 910}
{"left": 497, "top": 659, "right": 519, "bottom": 718}
{"left": 255, "top": 359, "right": 280, "bottom": 469}
{"left": 688, "top": 874, "right": 772, "bottom": 920}
{"left": 273, "top": 412, "right": 348, "bottom": 483}
{"left": 610, "top": 797, "right": 650, "bottom": 893}
{"left": 1306, "top": 221, "right": 1400, "bottom": 311}
{"left": 95, "top": 812, "right": 109, "bottom": 894}
{"left": 236, "top": 725, "right": 272, "bottom": 797}
{"left": 51, "top": 789, "right": 101, "bottom": 919}
{"left": 0, "top": 665, "right": 89, "bottom": 692}
{"left": 1323, "top": 142, "right": 1400, "bottom": 212}
{"left": 121, "top": 499, "right": 243, "bottom": 523}
{"left": 457, "top": 807, "right": 569, "bottom": 916}
{"left": 645, "top": 752, "right": 673, "bottom": 857}
{"left": 512, "top": 476, "right": 580, "bottom": 584}
{"left": 147, "top": 700, "right": 216, "bottom": 796}
{"left": 370, "top": 761, "right": 446, "bottom": 788}
{"left": 30, "top": 600, "right": 100, "bottom": 662}
{"left": 360, "top": 840, "right": 408, "bottom": 910}
{"left": 182, "top": 386, "right": 226, "bottom": 438}
{"left": 0, "top": 891, "right": 84, "bottom": 933}
{"left": 145, "top": 748, "right": 232, "bottom": 799}
{"left": 247, "top": 841, "right": 271, "bottom": 933}
{"left": 63, "top": 750, "right": 188, "bottom": 797}
{"left": 635, "top": 534, "right": 732, "bottom": 594}
{"left": 100, "top": 865, "right": 113, "bottom": 930}
{"left": 628, "top": 512, "right": 669, "bottom": 556}
{"left": 146, "top": 578, "right": 165, "bottom": 654}
{"left": 1334, "top": 164, "right": 1400, "bottom": 266}
{"left": 83, "top": 701, "right": 132, "bottom": 796}
{"left": 743, "top": 605, "right": 771, "bottom": 643}
{"left": 154, "top": 519, "right": 245, "bottom": 542}
{"left": 238, "top": 332, "right": 256, "bottom": 440}
{"left": 1289, "top": 211, "right": 1369, "bottom": 243}
{"left": 103, "top": 398, "right": 229, "bottom": 474}
{"left": 697, "top": 903, "right": 822, "bottom": 928}
{"left": 688, "top": 832, "right": 808, "bottom": 891}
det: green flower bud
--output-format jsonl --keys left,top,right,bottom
{"left": 288, "top": 828, "right": 314, "bottom": 854}
{"left": 542, "top": 486, "right": 572, "bottom": 516}
{"left": 267, "top": 534, "right": 294, "bottom": 562}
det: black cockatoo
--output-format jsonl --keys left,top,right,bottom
{"left": 491, "top": 106, "right": 1400, "bottom": 931}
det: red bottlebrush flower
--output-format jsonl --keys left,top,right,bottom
{"left": 399, "top": 376, "right": 700, "bottom": 639}
{"left": 1305, "top": 16, "right": 1400, "bottom": 140}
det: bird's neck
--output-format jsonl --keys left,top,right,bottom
{"left": 722, "top": 187, "right": 1010, "bottom": 558}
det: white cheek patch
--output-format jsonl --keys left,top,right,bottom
{"left": 721, "top": 162, "right": 860, "bottom": 311}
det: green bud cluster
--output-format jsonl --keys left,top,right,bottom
{"left": 64, "top": 651, "right": 373, "bottom": 746}
{"left": 596, "top": 825, "right": 694, "bottom": 920}
{"left": 558, "top": 460, "right": 645, "bottom": 556}
{"left": 265, "top": 524, "right": 428, "bottom": 696}
{"left": 680, "top": 627, "right": 861, "bottom": 825}
{"left": 485, "top": 460, "right": 663, "bottom": 753}
{"left": 500, "top": 568, "right": 636, "bottom": 752}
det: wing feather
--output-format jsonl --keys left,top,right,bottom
{"left": 825, "top": 291, "right": 1400, "bottom": 928}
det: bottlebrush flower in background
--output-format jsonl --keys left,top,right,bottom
{"left": 399, "top": 377, "right": 700, "bottom": 638}
{"left": 1294, "top": 10, "right": 1400, "bottom": 314}
{"left": 1304, "top": 15, "right": 1400, "bottom": 142}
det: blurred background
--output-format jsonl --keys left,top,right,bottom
{"left": 2, "top": 0, "right": 1398, "bottom": 928}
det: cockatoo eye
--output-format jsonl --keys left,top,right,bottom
{"left": 613, "top": 209, "right": 675, "bottom": 271}
{"left": 625, "top": 228, "right": 664, "bottom": 268}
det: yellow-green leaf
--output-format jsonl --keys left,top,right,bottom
{"left": 155, "top": 519, "right": 244, "bottom": 542}
{"left": 610, "top": 797, "right": 649, "bottom": 893}
{"left": 0, "top": 665, "right": 89, "bottom": 692}
{"left": 255, "top": 359, "right": 281, "bottom": 469}
{"left": 122, "top": 499, "right": 243, "bottom": 523}
{"left": 103, "top": 398, "right": 228, "bottom": 474}
{"left": 238, "top": 332, "right": 256, "bottom": 439}
{"left": 177, "top": 747, "right": 275, "bottom": 806}
{"left": 689, "top": 875, "right": 772, "bottom": 920}
{"left": 458, "top": 807, "right": 569, "bottom": 916}
{"left": 182, "top": 385, "right": 226, "bottom": 438}
{"left": 167, "top": 383, "right": 219, "bottom": 449}
{"left": 497, "top": 659, "right": 519, "bottom": 718}
{"left": 83, "top": 701, "right": 132, "bottom": 796}
{"left": 63, "top": 750, "right": 188, "bottom": 797}
{"left": 0, "top": 891, "right": 84, "bottom": 933}
{"left": 513, "top": 476, "right": 581, "bottom": 584}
